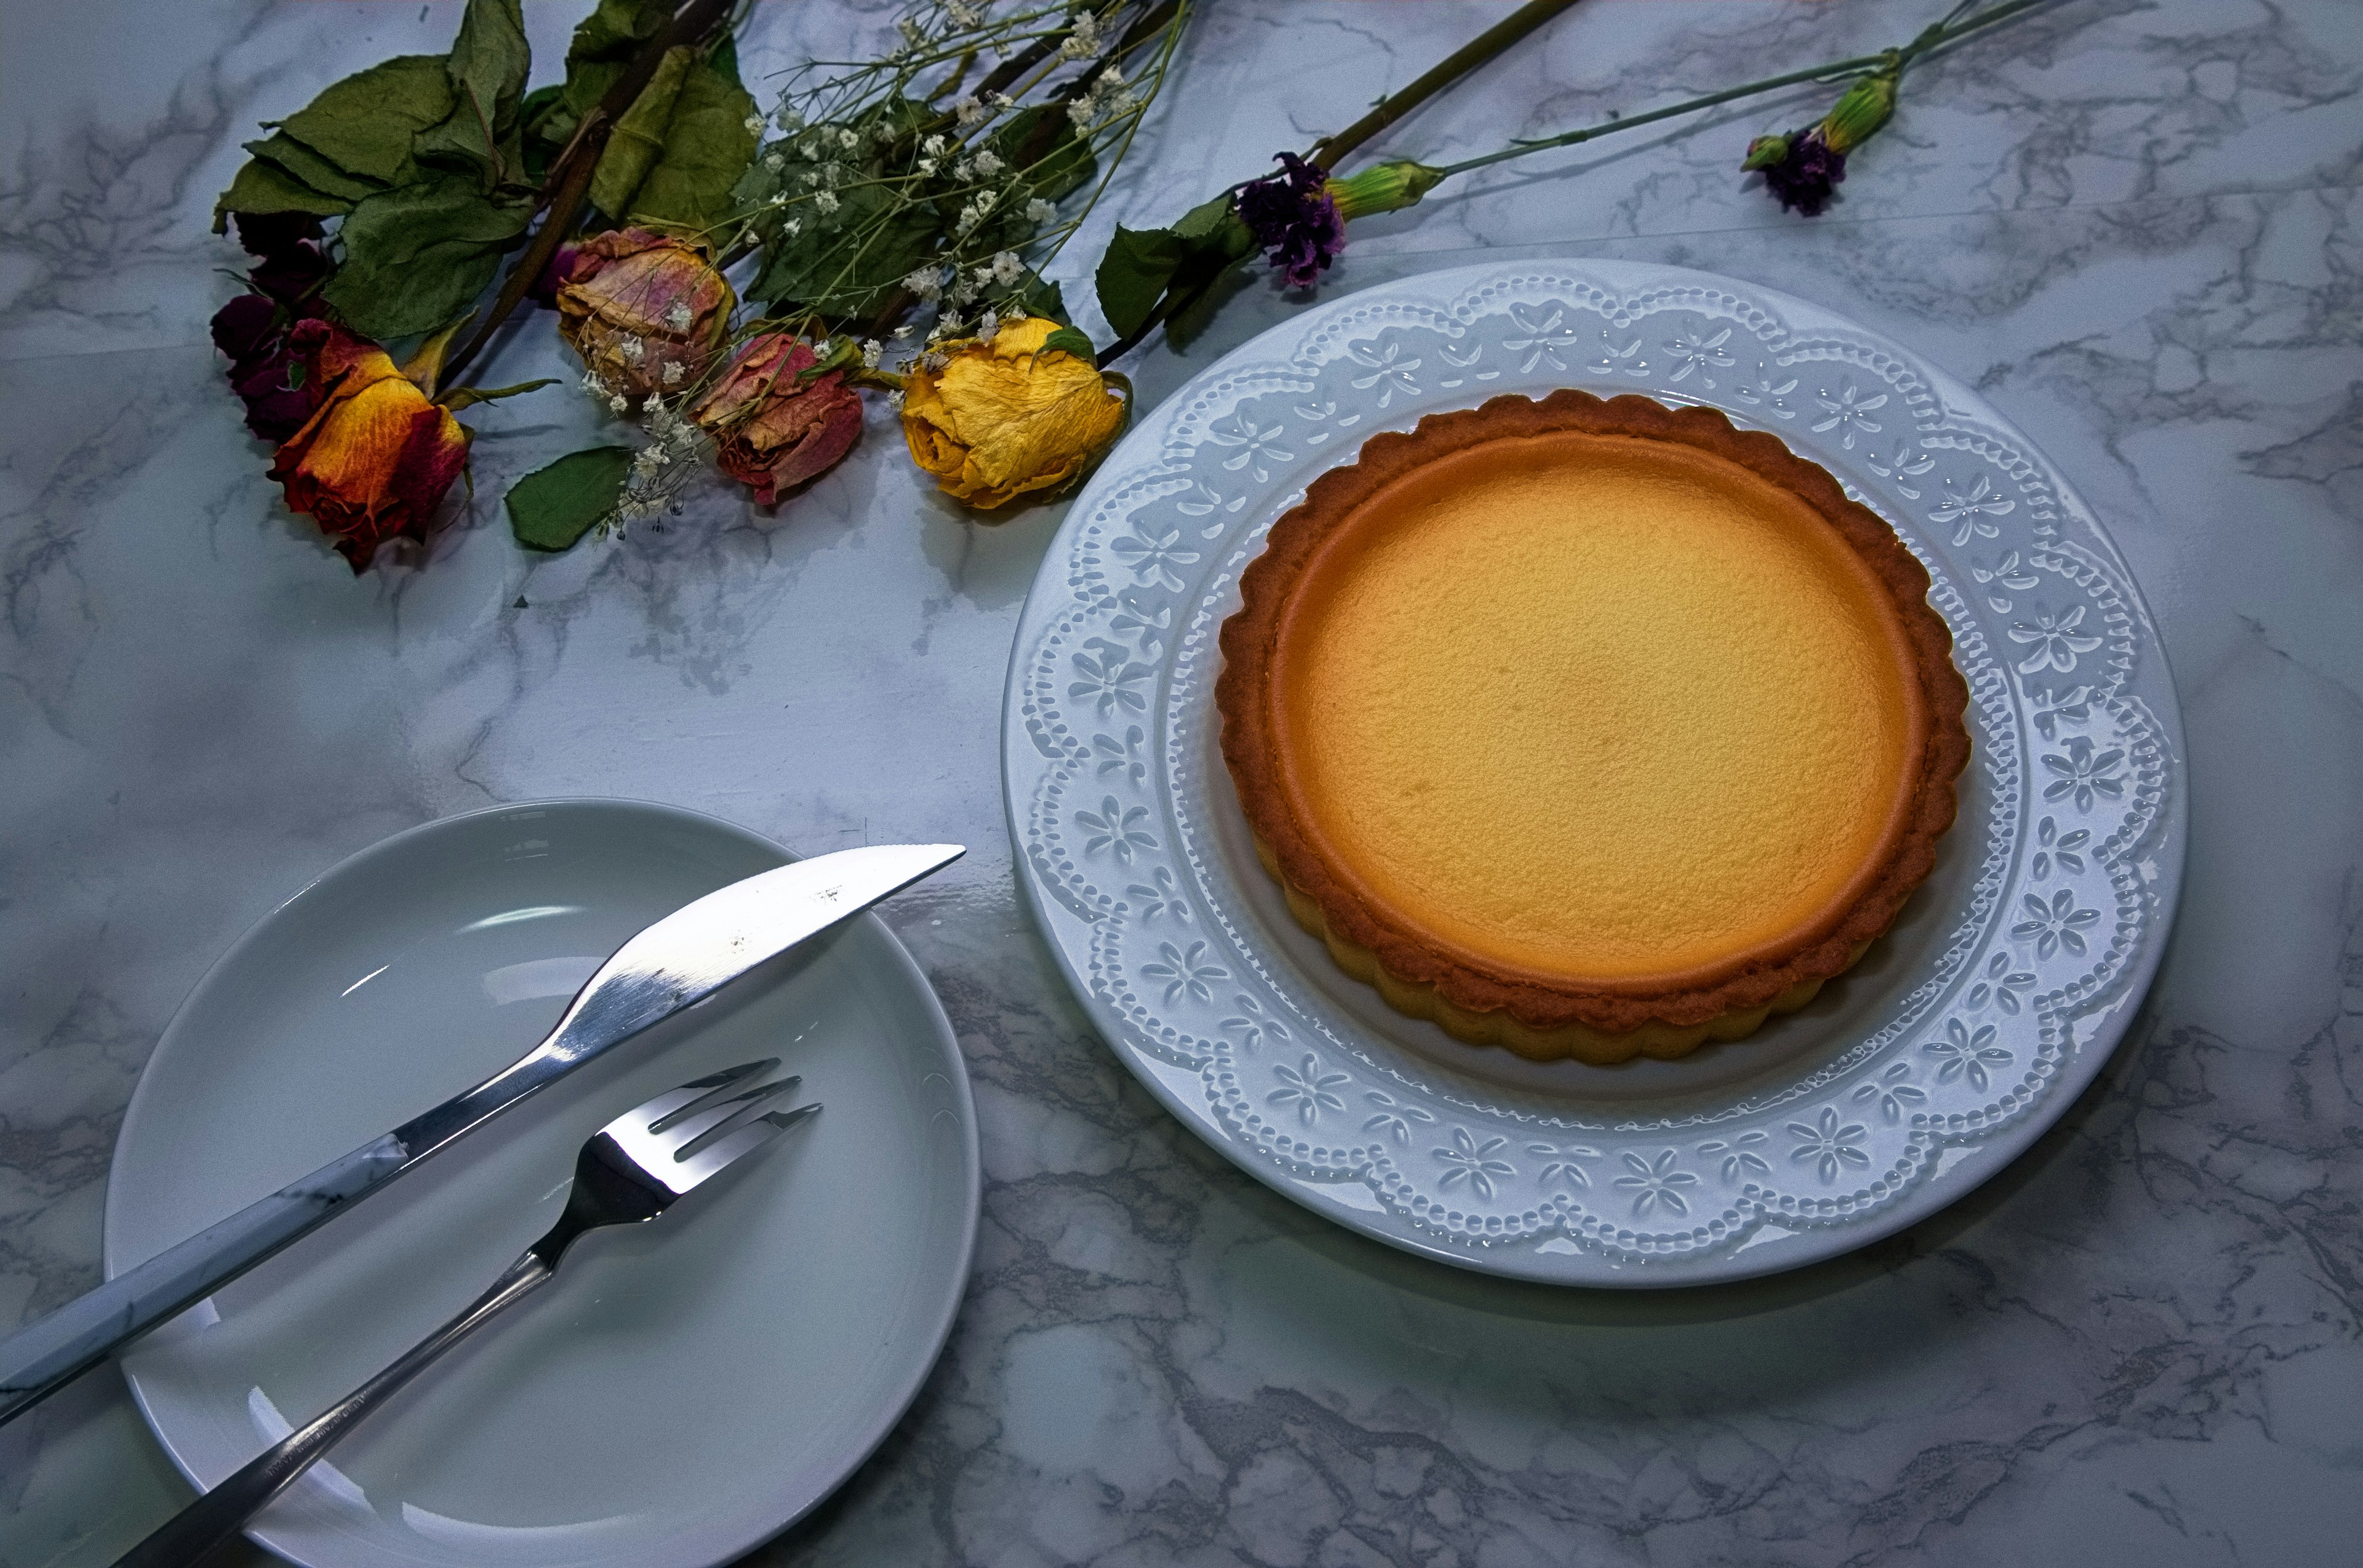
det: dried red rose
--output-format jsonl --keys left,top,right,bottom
{"left": 689, "top": 335, "right": 863, "bottom": 505}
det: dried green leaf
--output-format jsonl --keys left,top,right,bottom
{"left": 415, "top": 0, "right": 531, "bottom": 186}
{"left": 212, "top": 153, "right": 354, "bottom": 231}
{"left": 988, "top": 106, "right": 1096, "bottom": 204}
{"left": 589, "top": 44, "right": 692, "bottom": 221}
{"left": 1013, "top": 275, "right": 1072, "bottom": 326}
{"left": 506, "top": 446, "right": 635, "bottom": 551}
{"left": 616, "top": 40, "right": 758, "bottom": 233}
{"left": 562, "top": 0, "right": 674, "bottom": 121}
{"left": 275, "top": 55, "right": 454, "bottom": 183}
{"left": 321, "top": 177, "right": 532, "bottom": 340}
{"left": 1094, "top": 225, "right": 1191, "bottom": 338}
{"left": 245, "top": 133, "right": 383, "bottom": 202}
{"left": 1094, "top": 194, "right": 1255, "bottom": 340}
{"left": 518, "top": 83, "right": 570, "bottom": 185}
{"left": 1039, "top": 326, "right": 1096, "bottom": 361}
{"left": 1172, "top": 190, "right": 1253, "bottom": 249}
{"left": 748, "top": 177, "right": 939, "bottom": 322}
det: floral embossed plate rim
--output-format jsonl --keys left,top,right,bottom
{"left": 1002, "top": 258, "right": 2186, "bottom": 1286}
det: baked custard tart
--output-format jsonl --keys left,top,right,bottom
{"left": 1215, "top": 390, "right": 1970, "bottom": 1064}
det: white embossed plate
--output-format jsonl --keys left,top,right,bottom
{"left": 1002, "top": 260, "right": 2185, "bottom": 1286}
{"left": 110, "top": 799, "right": 978, "bottom": 1567}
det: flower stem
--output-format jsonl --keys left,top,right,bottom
{"left": 1095, "top": 0, "right": 1578, "bottom": 367}
{"left": 1433, "top": 0, "right": 2056, "bottom": 180}
{"left": 1310, "top": 0, "right": 1584, "bottom": 169}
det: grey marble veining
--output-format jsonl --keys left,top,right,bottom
{"left": 2, "top": 2, "right": 2358, "bottom": 1564}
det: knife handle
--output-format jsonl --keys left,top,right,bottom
{"left": 0, "top": 1134, "right": 406, "bottom": 1426}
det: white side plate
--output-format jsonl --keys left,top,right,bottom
{"left": 109, "top": 799, "right": 978, "bottom": 1568}
{"left": 1002, "top": 258, "right": 2186, "bottom": 1286}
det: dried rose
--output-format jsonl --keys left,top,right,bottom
{"left": 269, "top": 321, "right": 470, "bottom": 571}
{"left": 689, "top": 334, "right": 864, "bottom": 505}
{"left": 1236, "top": 153, "right": 1346, "bottom": 287}
{"left": 555, "top": 228, "right": 735, "bottom": 400}
{"left": 899, "top": 318, "right": 1127, "bottom": 511}
{"left": 209, "top": 214, "right": 335, "bottom": 441}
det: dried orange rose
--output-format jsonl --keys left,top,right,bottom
{"left": 268, "top": 321, "right": 469, "bottom": 571}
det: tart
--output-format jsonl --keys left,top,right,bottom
{"left": 1215, "top": 390, "right": 1970, "bottom": 1063}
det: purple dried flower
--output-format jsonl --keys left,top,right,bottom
{"left": 212, "top": 213, "right": 334, "bottom": 441}
{"left": 1236, "top": 153, "right": 1346, "bottom": 288}
{"left": 1753, "top": 126, "right": 1847, "bottom": 217}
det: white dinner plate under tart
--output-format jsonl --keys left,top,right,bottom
{"left": 108, "top": 799, "right": 978, "bottom": 1568}
{"left": 1002, "top": 258, "right": 2186, "bottom": 1286}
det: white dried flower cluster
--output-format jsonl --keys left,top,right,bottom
{"left": 954, "top": 95, "right": 988, "bottom": 128}
{"left": 743, "top": 113, "right": 765, "bottom": 134}
{"left": 978, "top": 309, "right": 1000, "bottom": 341}
{"left": 946, "top": 1, "right": 981, "bottom": 28}
{"left": 814, "top": 189, "right": 841, "bottom": 214}
{"left": 991, "top": 250, "right": 1025, "bottom": 286}
{"left": 1068, "top": 64, "right": 1137, "bottom": 127}
{"left": 837, "top": 127, "right": 859, "bottom": 150}
{"left": 972, "top": 150, "right": 1005, "bottom": 178}
{"left": 1025, "top": 196, "right": 1056, "bottom": 223}
{"left": 922, "top": 133, "right": 946, "bottom": 156}
{"left": 663, "top": 300, "right": 694, "bottom": 332}
{"left": 861, "top": 338, "right": 883, "bottom": 369}
{"left": 903, "top": 265, "right": 944, "bottom": 302}
{"left": 614, "top": 398, "right": 709, "bottom": 530}
{"left": 774, "top": 105, "right": 804, "bottom": 132}
{"left": 954, "top": 188, "right": 997, "bottom": 233}
{"left": 763, "top": 151, "right": 785, "bottom": 171}
{"left": 1059, "top": 9, "right": 1100, "bottom": 59}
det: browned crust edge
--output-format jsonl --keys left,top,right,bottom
{"left": 1214, "top": 390, "right": 1973, "bottom": 1039}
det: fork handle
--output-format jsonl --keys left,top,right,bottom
{"left": 111, "top": 1250, "right": 553, "bottom": 1568}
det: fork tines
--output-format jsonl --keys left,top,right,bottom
{"left": 602, "top": 1061, "right": 820, "bottom": 1198}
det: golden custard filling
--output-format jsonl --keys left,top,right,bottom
{"left": 1267, "top": 429, "right": 1928, "bottom": 991}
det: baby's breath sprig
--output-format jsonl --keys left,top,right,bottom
{"left": 608, "top": 394, "right": 713, "bottom": 535}
{"left": 727, "top": 0, "right": 1188, "bottom": 359}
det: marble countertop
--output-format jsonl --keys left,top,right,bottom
{"left": 4, "top": 2, "right": 2358, "bottom": 1563}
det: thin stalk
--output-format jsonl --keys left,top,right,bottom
{"left": 1310, "top": 0, "right": 1583, "bottom": 169}
{"left": 1096, "top": 1, "right": 1578, "bottom": 366}
{"left": 1436, "top": 0, "right": 2054, "bottom": 179}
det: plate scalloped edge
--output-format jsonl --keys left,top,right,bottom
{"left": 1002, "top": 260, "right": 2186, "bottom": 1286}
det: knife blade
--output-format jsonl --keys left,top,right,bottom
{"left": 0, "top": 840, "right": 963, "bottom": 1426}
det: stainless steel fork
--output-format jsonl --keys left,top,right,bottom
{"left": 113, "top": 1060, "right": 819, "bottom": 1568}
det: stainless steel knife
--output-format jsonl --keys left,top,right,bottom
{"left": 0, "top": 840, "right": 964, "bottom": 1426}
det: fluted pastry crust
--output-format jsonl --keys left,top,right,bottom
{"left": 1215, "top": 390, "right": 1971, "bottom": 1063}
